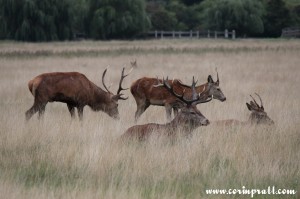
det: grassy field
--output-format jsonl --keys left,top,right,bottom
{"left": 0, "top": 39, "right": 299, "bottom": 199}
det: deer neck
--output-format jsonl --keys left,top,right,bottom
{"left": 247, "top": 114, "right": 259, "bottom": 125}
{"left": 196, "top": 83, "right": 210, "bottom": 97}
{"left": 166, "top": 114, "right": 195, "bottom": 134}
{"left": 89, "top": 87, "right": 112, "bottom": 111}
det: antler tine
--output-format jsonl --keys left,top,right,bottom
{"left": 102, "top": 67, "right": 112, "bottom": 94}
{"left": 255, "top": 93, "right": 264, "bottom": 110}
{"left": 215, "top": 67, "right": 219, "bottom": 84}
{"left": 116, "top": 67, "right": 130, "bottom": 99}
{"left": 191, "top": 76, "right": 198, "bottom": 87}
{"left": 191, "top": 76, "right": 198, "bottom": 100}
{"left": 153, "top": 76, "right": 164, "bottom": 87}
{"left": 250, "top": 94, "right": 260, "bottom": 108}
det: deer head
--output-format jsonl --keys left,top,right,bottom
{"left": 159, "top": 77, "right": 211, "bottom": 129}
{"left": 246, "top": 93, "right": 274, "bottom": 125}
{"left": 206, "top": 69, "right": 226, "bottom": 102}
{"left": 101, "top": 67, "right": 132, "bottom": 119}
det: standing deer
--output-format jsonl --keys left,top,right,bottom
{"left": 121, "top": 77, "right": 212, "bottom": 141}
{"left": 130, "top": 59, "right": 137, "bottom": 68}
{"left": 214, "top": 93, "right": 274, "bottom": 126}
{"left": 130, "top": 71, "right": 226, "bottom": 122}
{"left": 25, "top": 67, "right": 131, "bottom": 120}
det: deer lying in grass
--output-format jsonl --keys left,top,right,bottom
{"left": 26, "top": 67, "right": 131, "bottom": 120}
{"left": 121, "top": 77, "right": 212, "bottom": 141}
{"left": 214, "top": 93, "right": 274, "bottom": 126}
{"left": 130, "top": 71, "right": 226, "bottom": 122}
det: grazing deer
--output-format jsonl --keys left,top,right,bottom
{"left": 130, "top": 71, "right": 226, "bottom": 122}
{"left": 214, "top": 93, "right": 274, "bottom": 126}
{"left": 121, "top": 77, "right": 212, "bottom": 141}
{"left": 130, "top": 59, "right": 137, "bottom": 68}
{"left": 25, "top": 67, "right": 131, "bottom": 120}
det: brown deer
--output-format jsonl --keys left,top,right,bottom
{"left": 214, "top": 93, "right": 274, "bottom": 126}
{"left": 25, "top": 67, "right": 131, "bottom": 120}
{"left": 130, "top": 71, "right": 226, "bottom": 122}
{"left": 130, "top": 59, "right": 137, "bottom": 68}
{"left": 121, "top": 77, "right": 212, "bottom": 141}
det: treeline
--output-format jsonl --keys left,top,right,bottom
{"left": 0, "top": 0, "right": 299, "bottom": 41}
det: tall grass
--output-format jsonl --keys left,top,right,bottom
{"left": 0, "top": 39, "right": 299, "bottom": 198}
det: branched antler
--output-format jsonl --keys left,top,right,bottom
{"left": 102, "top": 67, "right": 132, "bottom": 100}
{"left": 159, "top": 77, "right": 212, "bottom": 105}
{"left": 116, "top": 67, "right": 132, "bottom": 100}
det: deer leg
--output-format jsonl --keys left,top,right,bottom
{"left": 25, "top": 103, "right": 39, "bottom": 121}
{"left": 173, "top": 107, "right": 179, "bottom": 117}
{"left": 37, "top": 102, "right": 47, "bottom": 119}
{"left": 25, "top": 99, "right": 46, "bottom": 121}
{"left": 134, "top": 101, "right": 150, "bottom": 123}
{"left": 67, "top": 104, "right": 75, "bottom": 118}
{"left": 165, "top": 104, "right": 173, "bottom": 122}
{"left": 77, "top": 106, "right": 84, "bottom": 120}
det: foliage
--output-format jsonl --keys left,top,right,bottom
{"left": 200, "top": 0, "right": 265, "bottom": 36}
{"left": 86, "top": 0, "right": 150, "bottom": 39}
{"left": 0, "top": 0, "right": 300, "bottom": 40}
{"left": 180, "top": 0, "right": 204, "bottom": 6}
{"left": 0, "top": 0, "right": 73, "bottom": 41}
{"left": 263, "top": 0, "right": 292, "bottom": 37}
{"left": 71, "top": 0, "right": 89, "bottom": 34}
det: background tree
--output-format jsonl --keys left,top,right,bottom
{"left": 87, "top": 0, "right": 150, "bottom": 39}
{"left": 263, "top": 0, "right": 292, "bottom": 37}
{"left": 71, "top": 0, "right": 89, "bottom": 35}
{"left": 0, "top": 0, "right": 73, "bottom": 41}
{"left": 167, "top": 1, "right": 202, "bottom": 30}
{"left": 180, "top": 0, "right": 203, "bottom": 6}
{"left": 200, "top": 0, "right": 265, "bottom": 36}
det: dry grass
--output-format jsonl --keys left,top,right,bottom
{"left": 0, "top": 39, "right": 299, "bottom": 199}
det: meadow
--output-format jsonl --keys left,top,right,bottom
{"left": 0, "top": 39, "right": 299, "bottom": 199}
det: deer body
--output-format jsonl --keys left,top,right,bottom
{"left": 26, "top": 68, "right": 130, "bottom": 120}
{"left": 131, "top": 74, "right": 226, "bottom": 122}
{"left": 122, "top": 107, "right": 209, "bottom": 141}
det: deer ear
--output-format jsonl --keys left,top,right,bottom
{"left": 207, "top": 75, "right": 214, "bottom": 83}
{"left": 246, "top": 103, "right": 252, "bottom": 111}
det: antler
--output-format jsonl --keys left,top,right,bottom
{"left": 102, "top": 67, "right": 112, "bottom": 94}
{"left": 215, "top": 68, "right": 219, "bottom": 85}
{"left": 255, "top": 93, "right": 264, "bottom": 110}
{"left": 116, "top": 67, "right": 132, "bottom": 100}
{"left": 161, "top": 77, "right": 211, "bottom": 105}
{"left": 177, "top": 77, "right": 198, "bottom": 88}
{"left": 249, "top": 93, "right": 265, "bottom": 111}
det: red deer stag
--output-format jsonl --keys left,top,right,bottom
{"left": 25, "top": 67, "right": 131, "bottom": 120}
{"left": 130, "top": 71, "right": 226, "bottom": 122}
{"left": 214, "top": 93, "right": 274, "bottom": 126}
{"left": 121, "top": 77, "right": 212, "bottom": 141}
